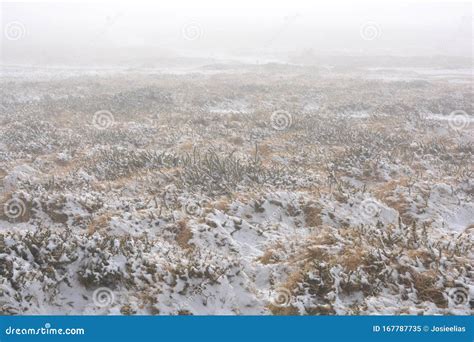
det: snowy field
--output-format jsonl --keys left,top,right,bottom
{"left": 0, "top": 62, "right": 472, "bottom": 315}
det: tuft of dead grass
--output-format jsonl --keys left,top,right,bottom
{"left": 303, "top": 203, "right": 322, "bottom": 227}
{"left": 87, "top": 214, "right": 111, "bottom": 235}
{"left": 176, "top": 219, "right": 194, "bottom": 249}
{"left": 411, "top": 270, "right": 448, "bottom": 307}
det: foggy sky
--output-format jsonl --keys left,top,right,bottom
{"left": 0, "top": 0, "right": 472, "bottom": 66}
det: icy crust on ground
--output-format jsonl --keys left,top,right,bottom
{"left": 0, "top": 66, "right": 473, "bottom": 315}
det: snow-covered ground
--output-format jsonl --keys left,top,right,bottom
{"left": 0, "top": 62, "right": 472, "bottom": 315}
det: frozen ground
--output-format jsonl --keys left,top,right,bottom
{"left": 0, "top": 61, "right": 472, "bottom": 315}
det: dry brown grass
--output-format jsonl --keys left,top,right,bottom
{"left": 228, "top": 136, "right": 244, "bottom": 146}
{"left": 267, "top": 304, "right": 299, "bottom": 315}
{"left": 310, "top": 228, "right": 338, "bottom": 246}
{"left": 374, "top": 180, "right": 403, "bottom": 199}
{"left": 176, "top": 219, "right": 193, "bottom": 249}
{"left": 213, "top": 198, "right": 230, "bottom": 212}
{"left": 406, "top": 249, "right": 434, "bottom": 263}
{"left": 303, "top": 203, "right": 322, "bottom": 227}
{"left": 257, "top": 143, "right": 273, "bottom": 158}
{"left": 258, "top": 250, "right": 274, "bottom": 264}
{"left": 257, "top": 249, "right": 278, "bottom": 265}
{"left": 87, "top": 214, "right": 111, "bottom": 235}
{"left": 296, "top": 245, "right": 328, "bottom": 264}
{"left": 380, "top": 192, "right": 414, "bottom": 225}
{"left": 411, "top": 270, "right": 447, "bottom": 307}
{"left": 178, "top": 142, "right": 194, "bottom": 153}
{"left": 340, "top": 247, "right": 367, "bottom": 271}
